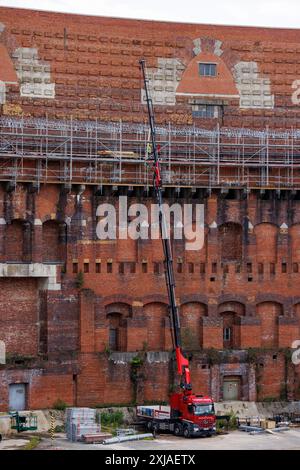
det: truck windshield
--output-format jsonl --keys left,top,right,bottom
{"left": 194, "top": 404, "right": 214, "bottom": 416}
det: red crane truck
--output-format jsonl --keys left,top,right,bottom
{"left": 137, "top": 60, "right": 216, "bottom": 438}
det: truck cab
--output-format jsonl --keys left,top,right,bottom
{"left": 170, "top": 392, "right": 216, "bottom": 437}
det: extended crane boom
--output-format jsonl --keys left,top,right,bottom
{"left": 139, "top": 59, "right": 192, "bottom": 394}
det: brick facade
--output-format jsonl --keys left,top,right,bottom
{"left": 0, "top": 7, "right": 300, "bottom": 410}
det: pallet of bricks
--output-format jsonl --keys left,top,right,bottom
{"left": 66, "top": 408, "right": 101, "bottom": 442}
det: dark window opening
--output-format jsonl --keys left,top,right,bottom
{"left": 83, "top": 263, "right": 89, "bottom": 274}
{"left": 142, "top": 262, "right": 148, "bottom": 273}
{"left": 72, "top": 262, "right": 78, "bottom": 274}
{"left": 210, "top": 277, "right": 215, "bottom": 282}
{"left": 96, "top": 262, "right": 101, "bottom": 273}
{"left": 236, "top": 264, "right": 241, "bottom": 273}
{"left": 107, "top": 262, "right": 113, "bottom": 274}
{"left": 200, "top": 263, "right": 206, "bottom": 274}
{"left": 199, "top": 63, "right": 217, "bottom": 77}
{"left": 248, "top": 276, "right": 253, "bottom": 282}
{"left": 258, "top": 263, "right": 264, "bottom": 275}
{"left": 212, "top": 262, "right": 217, "bottom": 274}
{"left": 119, "top": 262, "right": 125, "bottom": 274}
{"left": 223, "top": 327, "right": 231, "bottom": 342}
{"left": 282, "top": 263, "right": 287, "bottom": 273}
{"left": 247, "top": 263, "right": 252, "bottom": 273}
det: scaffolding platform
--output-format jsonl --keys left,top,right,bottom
{"left": 0, "top": 116, "right": 300, "bottom": 190}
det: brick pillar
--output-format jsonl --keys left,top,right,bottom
{"left": 248, "top": 364, "right": 257, "bottom": 401}
{"left": 32, "top": 219, "right": 43, "bottom": 263}
{"left": 23, "top": 221, "right": 32, "bottom": 262}
{"left": 79, "top": 289, "right": 95, "bottom": 353}
{"left": 0, "top": 218, "right": 6, "bottom": 262}
{"left": 210, "top": 364, "right": 220, "bottom": 401}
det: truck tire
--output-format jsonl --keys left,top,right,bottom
{"left": 174, "top": 423, "right": 182, "bottom": 436}
{"left": 183, "top": 426, "right": 191, "bottom": 438}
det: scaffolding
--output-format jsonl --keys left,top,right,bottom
{"left": 1, "top": 116, "right": 300, "bottom": 190}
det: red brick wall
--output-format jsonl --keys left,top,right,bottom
{"left": 0, "top": 7, "right": 300, "bottom": 128}
{"left": 0, "top": 278, "right": 39, "bottom": 356}
{"left": 1, "top": 7, "right": 300, "bottom": 408}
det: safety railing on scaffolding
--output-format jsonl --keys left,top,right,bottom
{"left": 0, "top": 116, "right": 300, "bottom": 190}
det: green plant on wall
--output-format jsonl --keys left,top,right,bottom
{"left": 130, "top": 354, "right": 145, "bottom": 405}
{"left": 205, "top": 348, "right": 222, "bottom": 365}
{"left": 75, "top": 270, "right": 84, "bottom": 289}
{"left": 53, "top": 399, "right": 67, "bottom": 410}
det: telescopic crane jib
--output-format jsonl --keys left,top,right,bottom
{"left": 139, "top": 59, "right": 192, "bottom": 395}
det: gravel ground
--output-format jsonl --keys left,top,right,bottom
{"left": 33, "top": 428, "right": 300, "bottom": 451}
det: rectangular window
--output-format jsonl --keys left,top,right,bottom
{"left": 247, "top": 263, "right": 252, "bottom": 273}
{"left": 199, "top": 63, "right": 217, "bottom": 77}
{"left": 109, "top": 328, "right": 118, "bottom": 351}
{"left": 236, "top": 264, "right": 241, "bottom": 273}
{"left": 119, "top": 262, "right": 125, "bottom": 274}
{"left": 188, "top": 263, "right": 194, "bottom": 274}
{"left": 282, "top": 263, "right": 287, "bottom": 273}
{"left": 96, "top": 262, "right": 101, "bottom": 273}
{"left": 107, "top": 262, "right": 112, "bottom": 274}
{"left": 258, "top": 263, "right": 264, "bottom": 275}
{"left": 177, "top": 262, "right": 183, "bottom": 273}
{"left": 192, "top": 104, "right": 215, "bottom": 118}
{"left": 223, "top": 327, "right": 231, "bottom": 341}
{"left": 72, "top": 262, "right": 78, "bottom": 274}
{"left": 142, "top": 262, "right": 148, "bottom": 273}
{"left": 200, "top": 263, "right": 205, "bottom": 274}
{"left": 83, "top": 263, "right": 89, "bottom": 274}
{"left": 212, "top": 262, "right": 217, "bottom": 274}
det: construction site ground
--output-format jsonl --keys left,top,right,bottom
{"left": 1, "top": 429, "right": 300, "bottom": 450}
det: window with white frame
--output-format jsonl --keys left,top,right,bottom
{"left": 199, "top": 63, "right": 217, "bottom": 77}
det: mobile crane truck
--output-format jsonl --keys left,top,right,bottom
{"left": 137, "top": 60, "right": 216, "bottom": 438}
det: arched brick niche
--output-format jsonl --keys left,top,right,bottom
{"left": 105, "top": 302, "right": 132, "bottom": 351}
{"left": 218, "top": 301, "right": 245, "bottom": 349}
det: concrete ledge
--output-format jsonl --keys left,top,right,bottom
{"left": 0, "top": 263, "right": 61, "bottom": 291}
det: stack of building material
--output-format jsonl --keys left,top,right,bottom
{"left": 66, "top": 408, "right": 101, "bottom": 442}
{"left": 82, "top": 432, "right": 112, "bottom": 444}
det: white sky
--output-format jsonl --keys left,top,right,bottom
{"left": 0, "top": 0, "right": 300, "bottom": 28}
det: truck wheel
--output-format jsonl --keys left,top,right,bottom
{"left": 174, "top": 424, "right": 182, "bottom": 436}
{"left": 152, "top": 422, "right": 159, "bottom": 438}
{"left": 183, "top": 426, "right": 190, "bottom": 438}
